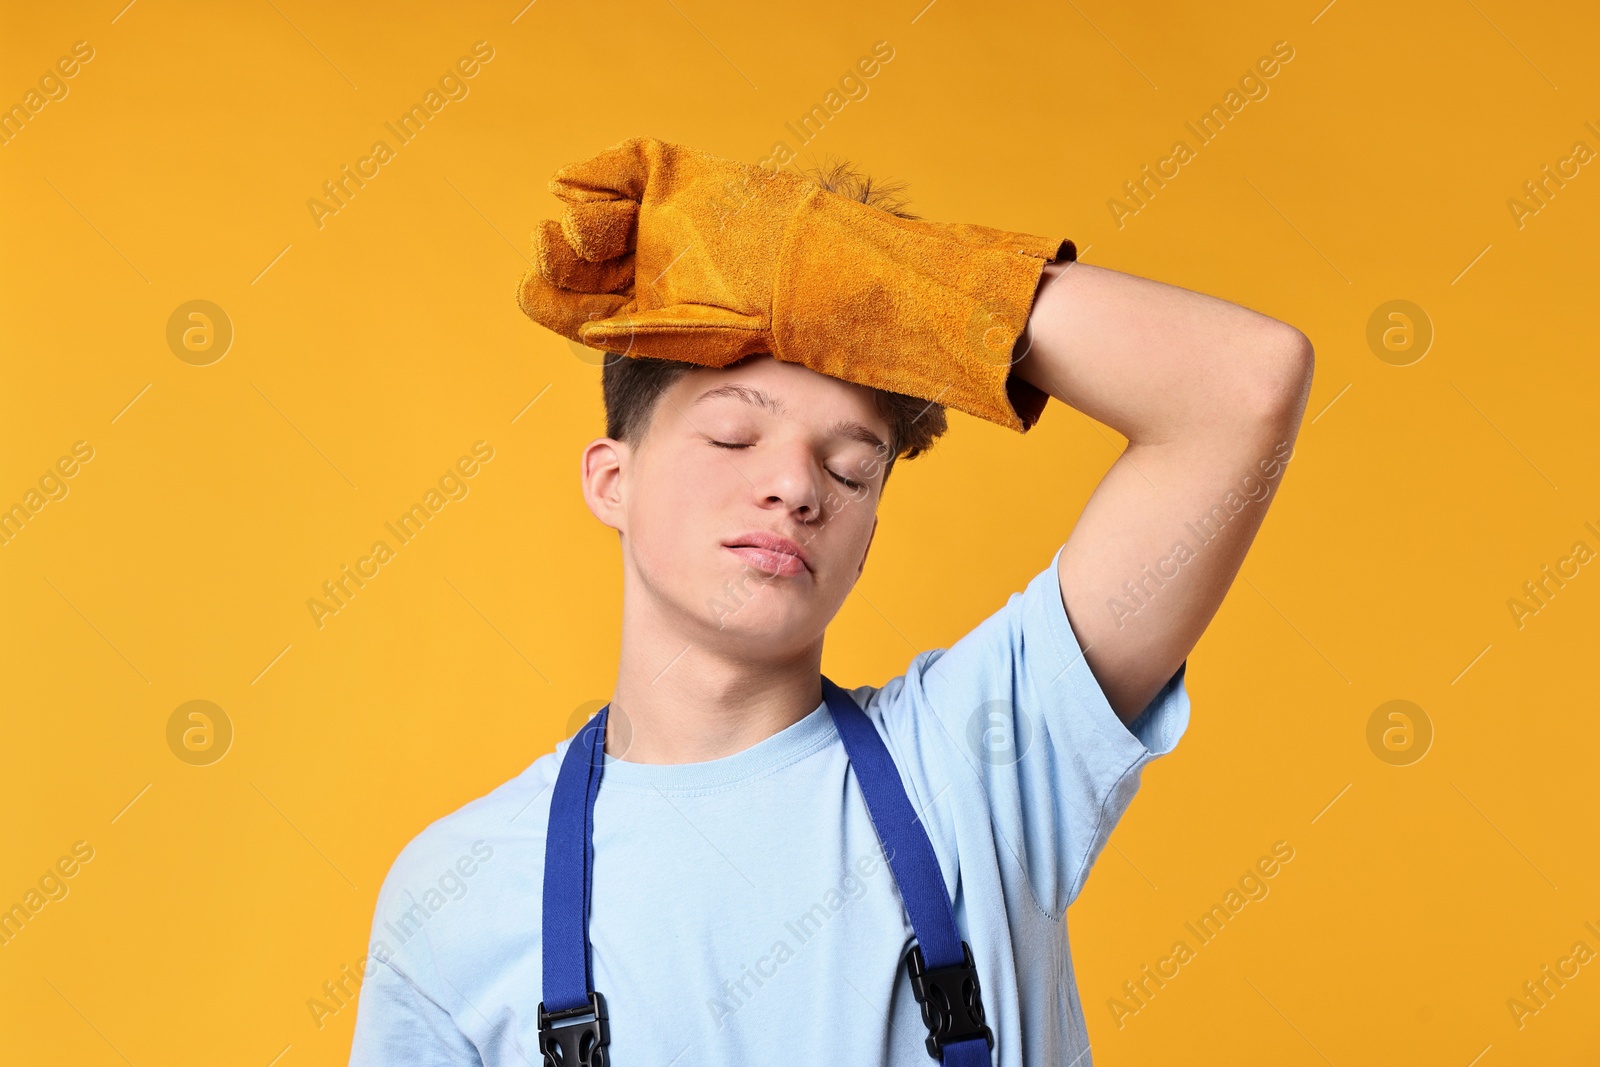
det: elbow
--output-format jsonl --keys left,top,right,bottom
{"left": 1246, "top": 323, "right": 1315, "bottom": 432}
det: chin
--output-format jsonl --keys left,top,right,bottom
{"left": 702, "top": 585, "right": 819, "bottom": 647}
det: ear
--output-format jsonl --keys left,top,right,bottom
{"left": 581, "top": 437, "right": 628, "bottom": 533}
{"left": 856, "top": 514, "right": 879, "bottom": 580}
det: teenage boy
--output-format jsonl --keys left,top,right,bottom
{"left": 348, "top": 137, "right": 1313, "bottom": 1066}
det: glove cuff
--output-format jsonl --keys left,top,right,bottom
{"left": 771, "top": 190, "right": 1073, "bottom": 434}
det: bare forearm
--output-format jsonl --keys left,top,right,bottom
{"left": 1009, "top": 259, "right": 1314, "bottom": 722}
{"left": 1013, "top": 260, "right": 1309, "bottom": 447}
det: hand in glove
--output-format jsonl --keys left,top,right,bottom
{"left": 516, "top": 137, "right": 1074, "bottom": 433}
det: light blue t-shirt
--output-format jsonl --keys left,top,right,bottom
{"left": 348, "top": 544, "right": 1190, "bottom": 1066}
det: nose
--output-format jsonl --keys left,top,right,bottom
{"left": 749, "top": 437, "right": 826, "bottom": 520}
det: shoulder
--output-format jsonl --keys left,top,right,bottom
{"left": 391, "top": 747, "right": 561, "bottom": 869}
{"left": 368, "top": 746, "right": 566, "bottom": 969}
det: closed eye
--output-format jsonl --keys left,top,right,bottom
{"left": 708, "top": 439, "right": 863, "bottom": 491}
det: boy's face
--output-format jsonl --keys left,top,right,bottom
{"left": 583, "top": 354, "right": 893, "bottom": 660}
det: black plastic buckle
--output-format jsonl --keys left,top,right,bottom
{"left": 537, "top": 990, "right": 610, "bottom": 1067}
{"left": 908, "top": 941, "right": 994, "bottom": 1060}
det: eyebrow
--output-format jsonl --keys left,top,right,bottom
{"left": 692, "top": 384, "right": 888, "bottom": 455}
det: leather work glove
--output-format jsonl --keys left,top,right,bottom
{"left": 515, "top": 137, "right": 1075, "bottom": 433}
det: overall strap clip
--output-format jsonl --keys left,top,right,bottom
{"left": 908, "top": 940, "right": 994, "bottom": 1060}
{"left": 537, "top": 989, "right": 610, "bottom": 1067}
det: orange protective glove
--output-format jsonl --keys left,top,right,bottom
{"left": 515, "top": 137, "right": 1075, "bottom": 433}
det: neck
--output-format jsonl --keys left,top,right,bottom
{"left": 607, "top": 578, "right": 825, "bottom": 765}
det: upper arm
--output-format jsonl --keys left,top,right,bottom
{"left": 1013, "top": 261, "right": 1314, "bottom": 721}
{"left": 348, "top": 955, "right": 484, "bottom": 1067}
{"left": 869, "top": 548, "right": 1190, "bottom": 919}
{"left": 348, "top": 832, "right": 488, "bottom": 1067}
{"left": 1055, "top": 425, "right": 1299, "bottom": 723}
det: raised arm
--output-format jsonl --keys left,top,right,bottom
{"left": 1011, "top": 260, "right": 1314, "bottom": 724}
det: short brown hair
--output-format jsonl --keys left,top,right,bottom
{"left": 600, "top": 161, "right": 948, "bottom": 487}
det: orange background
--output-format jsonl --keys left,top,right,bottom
{"left": 3, "top": 1, "right": 1598, "bottom": 1063}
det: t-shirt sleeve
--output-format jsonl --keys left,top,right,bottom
{"left": 347, "top": 837, "right": 486, "bottom": 1067}
{"left": 869, "top": 542, "right": 1190, "bottom": 921}
{"left": 347, "top": 954, "right": 484, "bottom": 1067}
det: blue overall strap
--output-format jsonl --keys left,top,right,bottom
{"left": 538, "top": 705, "right": 611, "bottom": 1066}
{"left": 821, "top": 675, "right": 995, "bottom": 1065}
{"left": 538, "top": 685, "right": 991, "bottom": 1066}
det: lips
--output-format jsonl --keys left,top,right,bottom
{"left": 724, "top": 530, "right": 812, "bottom": 576}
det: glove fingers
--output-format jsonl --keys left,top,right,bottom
{"left": 561, "top": 200, "right": 638, "bottom": 263}
{"left": 516, "top": 267, "right": 632, "bottom": 341}
{"left": 548, "top": 136, "right": 664, "bottom": 204}
{"left": 535, "top": 220, "right": 635, "bottom": 293}
{"left": 580, "top": 304, "right": 768, "bottom": 368}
